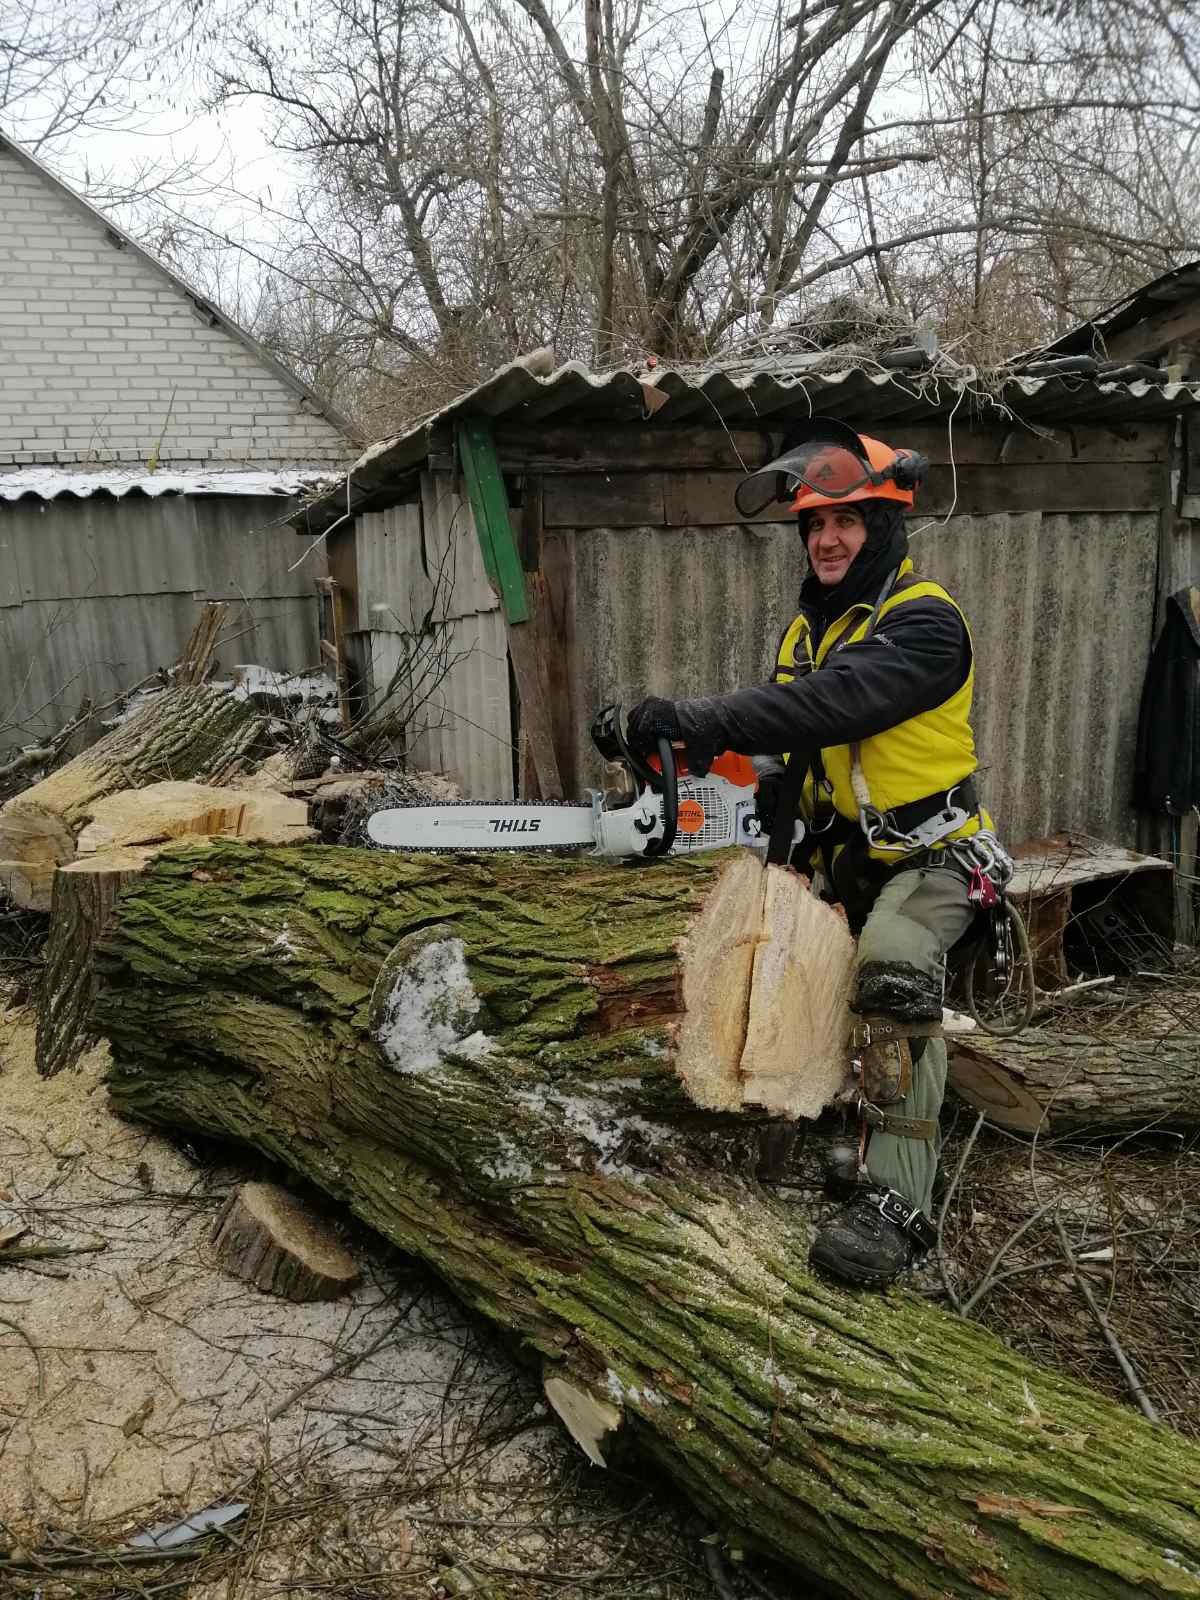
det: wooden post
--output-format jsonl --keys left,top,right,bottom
{"left": 457, "top": 420, "right": 563, "bottom": 799}
{"left": 318, "top": 578, "right": 352, "bottom": 731}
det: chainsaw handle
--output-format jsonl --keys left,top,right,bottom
{"left": 643, "top": 737, "right": 678, "bottom": 857}
{"left": 590, "top": 702, "right": 659, "bottom": 792}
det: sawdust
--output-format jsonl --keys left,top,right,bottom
{"left": 0, "top": 1008, "right": 542, "bottom": 1542}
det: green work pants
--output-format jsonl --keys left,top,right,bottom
{"left": 856, "top": 864, "right": 974, "bottom": 1217}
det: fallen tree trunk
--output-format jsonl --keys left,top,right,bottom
{"left": 96, "top": 844, "right": 1200, "bottom": 1600}
{"left": 0, "top": 686, "right": 265, "bottom": 910}
{"left": 36, "top": 785, "right": 311, "bottom": 1078}
{"left": 950, "top": 1029, "right": 1200, "bottom": 1134}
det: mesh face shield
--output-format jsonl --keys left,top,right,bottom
{"left": 735, "top": 438, "right": 876, "bottom": 517}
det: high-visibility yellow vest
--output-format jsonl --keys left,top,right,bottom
{"left": 775, "top": 559, "right": 985, "bottom": 856}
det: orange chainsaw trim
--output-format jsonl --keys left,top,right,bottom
{"left": 647, "top": 748, "right": 759, "bottom": 789}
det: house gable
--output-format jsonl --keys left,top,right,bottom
{"left": 0, "top": 138, "right": 353, "bottom": 469}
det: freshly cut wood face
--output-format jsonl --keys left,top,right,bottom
{"left": 543, "top": 1375, "right": 623, "bottom": 1467}
{"left": 211, "top": 1182, "right": 360, "bottom": 1302}
{"left": 0, "top": 801, "right": 77, "bottom": 911}
{"left": 739, "top": 868, "right": 854, "bottom": 1116}
{"left": 74, "top": 782, "right": 313, "bottom": 855}
{"left": 675, "top": 850, "right": 766, "bottom": 1110}
{"left": 675, "top": 855, "right": 854, "bottom": 1119}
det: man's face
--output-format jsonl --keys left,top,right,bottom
{"left": 805, "top": 505, "right": 868, "bottom": 586}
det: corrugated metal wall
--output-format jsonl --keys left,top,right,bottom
{"left": 0, "top": 493, "right": 320, "bottom": 752}
{"left": 560, "top": 521, "right": 801, "bottom": 791}
{"left": 917, "top": 512, "right": 1158, "bottom": 846}
{"left": 562, "top": 511, "right": 1159, "bottom": 847}
{"left": 352, "top": 473, "right": 513, "bottom": 798}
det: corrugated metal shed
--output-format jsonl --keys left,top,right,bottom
{"left": 0, "top": 466, "right": 338, "bottom": 501}
{"left": 0, "top": 494, "right": 319, "bottom": 750}
{"left": 291, "top": 354, "right": 1200, "bottom": 536}
{"left": 917, "top": 512, "right": 1158, "bottom": 845}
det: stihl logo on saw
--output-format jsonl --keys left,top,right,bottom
{"left": 489, "top": 817, "right": 541, "bottom": 834}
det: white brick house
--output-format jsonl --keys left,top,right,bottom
{"left": 0, "top": 135, "right": 358, "bottom": 748}
{"left": 0, "top": 136, "right": 351, "bottom": 470}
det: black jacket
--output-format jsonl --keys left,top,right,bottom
{"left": 1135, "top": 586, "right": 1200, "bottom": 815}
{"left": 674, "top": 573, "right": 972, "bottom": 760}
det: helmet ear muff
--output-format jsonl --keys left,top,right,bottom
{"left": 890, "top": 450, "right": 928, "bottom": 492}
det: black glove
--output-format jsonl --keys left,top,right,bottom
{"left": 755, "top": 769, "right": 783, "bottom": 832}
{"left": 625, "top": 696, "right": 680, "bottom": 755}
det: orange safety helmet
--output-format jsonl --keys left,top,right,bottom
{"left": 734, "top": 418, "right": 927, "bottom": 518}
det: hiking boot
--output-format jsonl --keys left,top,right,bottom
{"left": 809, "top": 1189, "right": 936, "bottom": 1289}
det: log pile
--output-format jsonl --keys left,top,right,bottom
{"left": 0, "top": 685, "right": 267, "bottom": 911}
{"left": 92, "top": 840, "right": 1200, "bottom": 1599}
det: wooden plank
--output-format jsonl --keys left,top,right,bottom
{"left": 1104, "top": 299, "right": 1200, "bottom": 363}
{"left": 921, "top": 461, "right": 1163, "bottom": 516}
{"left": 543, "top": 473, "right": 666, "bottom": 528}
{"left": 545, "top": 460, "right": 1164, "bottom": 530}
{"left": 494, "top": 425, "right": 774, "bottom": 474}
{"left": 496, "top": 421, "right": 1170, "bottom": 475}
{"left": 318, "top": 578, "right": 352, "bottom": 731}
{"left": 664, "top": 472, "right": 790, "bottom": 527}
{"left": 507, "top": 573, "right": 563, "bottom": 800}
{"left": 539, "top": 530, "right": 578, "bottom": 797}
{"left": 326, "top": 525, "right": 360, "bottom": 633}
{"left": 457, "top": 419, "right": 530, "bottom": 623}
{"left": 893, "top": 423, "right": 1169, "bottom": 467}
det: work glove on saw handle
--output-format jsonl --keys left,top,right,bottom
{"left": 753, "top": 768, "right": 784, "bottom": 833}
{"left": 625, "top": 697, "right": 719, "bottom": 777}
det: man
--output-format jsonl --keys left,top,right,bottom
{"left": 626, "top": 418, "right": 999, "bottom": 1290}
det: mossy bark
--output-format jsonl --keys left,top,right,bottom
{"left": 97, "top": 843, "right": 1200, "bottom": 1600}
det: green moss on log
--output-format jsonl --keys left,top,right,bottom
{"left": 97, "top": 844, "right": 1200, "bottom": 1600}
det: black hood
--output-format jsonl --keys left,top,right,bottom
{"left": 798, "top": 499, "right": 909, "bottom": 629}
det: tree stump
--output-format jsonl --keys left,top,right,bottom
{"left": 211, "top": 1182, "right": 360, "bottom": 1301}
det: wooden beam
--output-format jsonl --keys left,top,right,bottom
{"left": 1102, "top": 299, "right": 1200, "bottom": 363}
{"left": 542, "top": 461, "right": 1165, "bottom": 527}
{"left": 493, "top": 422, "right": 1169, "bottom": 476}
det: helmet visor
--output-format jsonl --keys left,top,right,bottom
{"left": 735, "top": 439, "right": 874, "bottom": 517}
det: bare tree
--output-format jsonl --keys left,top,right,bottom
{"left": 68, "top": 0, "right": 1200, "bottom": 424}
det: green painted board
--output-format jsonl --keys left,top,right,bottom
{"left": 457, "top": 418, "right": 530, "bottom": 623}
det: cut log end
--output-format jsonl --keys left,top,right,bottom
{"left": 739, "top": 867, "right": 855, "bottom": 1117}
{"left": 210, "top": 1182, "right": 360, "bottom": 1302}
{"left": 675, "top": 855, "right": 856, "bottom": 1118}
{"left": 0, "top": 801, "right": 77, "bottom": 911}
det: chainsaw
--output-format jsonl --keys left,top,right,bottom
{"left": 366, "top": 703, "right": 763, "bottom": 859}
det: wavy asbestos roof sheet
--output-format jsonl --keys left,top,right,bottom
{"left": 289, "top": 354, "right": 1200, "bottom": 535}
{"left": 0, "top": 466, "right": 341, "bottom": 503}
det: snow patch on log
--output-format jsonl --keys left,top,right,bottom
{"left": 374, "top": 935, "right": 497, "bottom": 1074}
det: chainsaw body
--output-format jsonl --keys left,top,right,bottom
{"left": 365, "top": 704, "right": 762, "bottom": 860}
